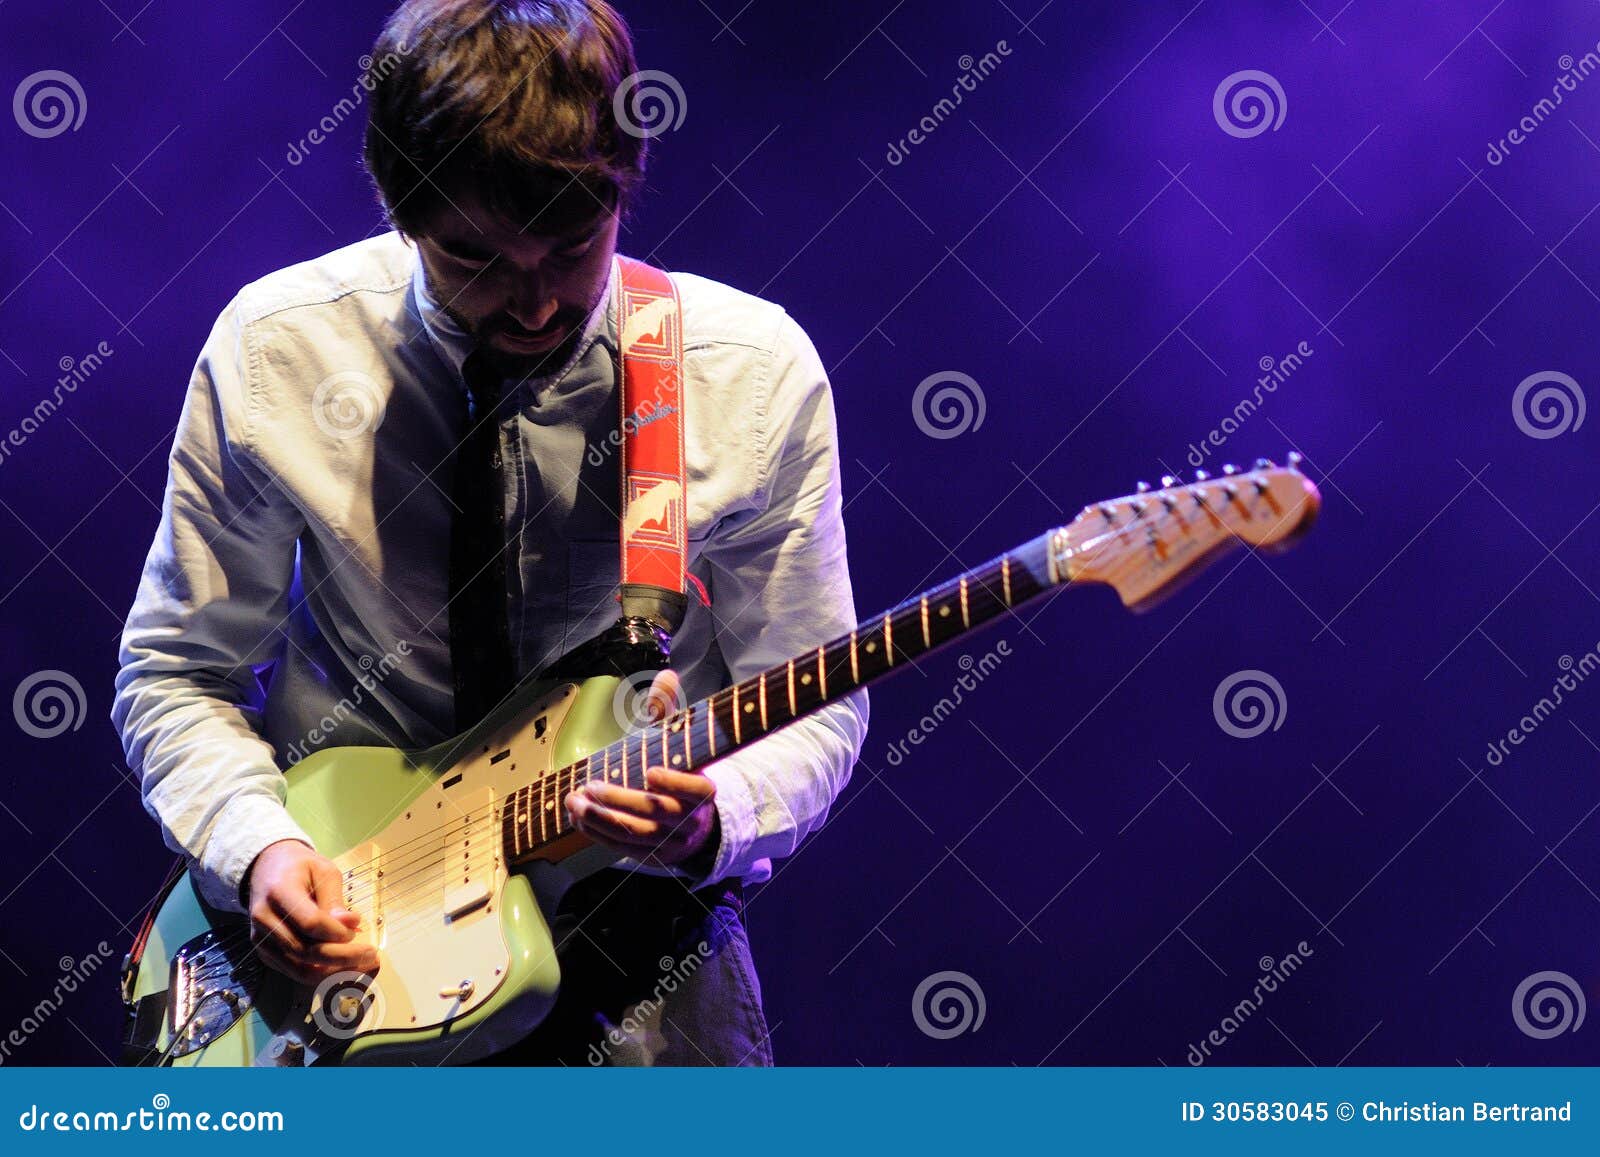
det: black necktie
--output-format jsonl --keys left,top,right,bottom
{"left": 448, "top": 350, "right": 517, "bottom": 733}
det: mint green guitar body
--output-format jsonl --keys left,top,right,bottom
{"left": 125, "top": 672, "right": 631, "bottom": 1067}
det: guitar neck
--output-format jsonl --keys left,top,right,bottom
{"left": 500, "top": 458, "right": 1321, "bottom": 863}
{"left": 502, "top": 527, "right": 1066, "bottom": 861}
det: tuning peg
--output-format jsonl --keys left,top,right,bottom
{"left": 1135, "top": 480, "right": 1151, "bottom": 493}
{"left": 1193, "top": 469, "right": 1210, "bottom": 482}
{"left": 1160, "top": 474, "right": 1178, "bottom": 488}
{"left": 1221, "top": 463, "right": 1238, "bottom": 475}
{"left": 1287, "top": 450, "right": 1303, "bottom": 468}
{"left": 1253, "top": 457, "right": 1274, "bottom": 469}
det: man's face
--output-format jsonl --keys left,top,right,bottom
{"left": 412, "top": 194, "right": 619, "bottom": 371}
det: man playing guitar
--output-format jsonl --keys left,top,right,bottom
{"left": 112, "top": 0, "right": 869, "bottom": 1066}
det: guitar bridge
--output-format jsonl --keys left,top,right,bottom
{"left": 167, "top": 927, "right": 258, "bottom": 1058}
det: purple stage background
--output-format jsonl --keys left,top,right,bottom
{"left": 2, "top": 1, "right": 1598, "bottom": 1066}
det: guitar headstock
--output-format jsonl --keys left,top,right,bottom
{"left": 1054, "top": 455, "right": 1320, "bottom": 612}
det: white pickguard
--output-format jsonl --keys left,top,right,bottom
{"left": 329, "top": 684, "right": 580, "bottom": 1040}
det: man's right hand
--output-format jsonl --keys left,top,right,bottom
{"left": 244, "top": 839, "right": 380, "bottom": 985}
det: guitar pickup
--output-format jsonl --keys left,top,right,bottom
{"left": 442, "top": 881, "right": 491, "bottom": 922}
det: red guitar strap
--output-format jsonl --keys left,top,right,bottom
{"left": 613, "top": 254, "right": 699, "bottom": 633}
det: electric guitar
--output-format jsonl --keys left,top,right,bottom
{"left": 119, "top": 458, "right": 1319, "bottom": 1066}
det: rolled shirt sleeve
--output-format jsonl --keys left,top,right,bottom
{"left": 109, "top": 298, "right": 314, "bottom": 914}
{"left": 683, "top": 313, "right": 869, "bottom": 888}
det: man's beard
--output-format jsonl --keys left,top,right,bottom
{"left": 453, "top": 302, "right": 596, "bottom": 381}
{"left": 477, "top": 323, "right": 581, "bottom": 380}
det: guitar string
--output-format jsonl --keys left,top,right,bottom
{"left": 344, "top": 580, "right": 1057, "bottom": 913}
{"left": 178, "top": 489, "right": 1287, "bottom": 1027}
{"left": 339, "top": 507, "right": 1193, "bottom": 910}
{"left": 335, "top": 491, "right": 1270, "bottom": 915}
{"left": 339, "top": 541, "right": 1054, "bottom": 895}
{"left": 340, "top": 610, "right": 946, "bottom": 907}
{"left": 337, "top": 605, "right": 901, "bottom": 899}
{"left": 338, "top": 709, "right": 749, "bottom": 910}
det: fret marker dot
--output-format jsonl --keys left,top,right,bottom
{"left": 865, "top": 641, "right": 877, "bottom": 653}
{"left": 672, "top": 755, "right": 683, "bottom": 766}
{"left": 744, "top": 702, "right": 755, "bottom": 713}
{"left": 939, "top": 605, "right": 951, "bottom": 617}
{"left": 801, "top": 673, "right": 812, "bottom": 684}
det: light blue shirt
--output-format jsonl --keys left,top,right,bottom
{"left": 110, "top": 231, "right": 868, "bottom": 914}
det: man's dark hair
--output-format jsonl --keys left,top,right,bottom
{"left": 363, "top": 0, "right": 646, "bottom": 236}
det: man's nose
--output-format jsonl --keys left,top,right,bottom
{"left": 506, "top": 278, "right": 558, "bottom": 331}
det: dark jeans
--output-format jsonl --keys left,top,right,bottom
{"left": 472, "top": 869, "right": 774, "bottom": 1066}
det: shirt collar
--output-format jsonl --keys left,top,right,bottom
{"left": 411, "top": 245, "right": 620, "bottom": 395}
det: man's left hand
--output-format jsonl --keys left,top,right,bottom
{"left": 565, "top": 669, "right": 720, "bottom": 868}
